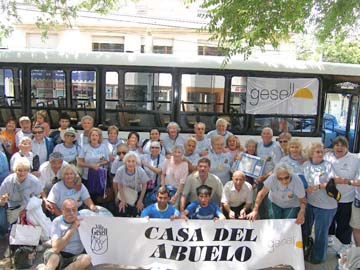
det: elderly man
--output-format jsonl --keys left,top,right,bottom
{"left": 38, "top": 198, "right": 92, "bottom": 270}
{"left": 193, "top": 122, "right": 211, "bottom": 157}
{"left": 0, "top": 157, "right": 42, "bottom": 225}
{"left": 206, "top": 118, "right": 233, "bottom": 142}
{"left": 39, "top": 152, "right": 68, "bottom": 194}
{"left": 32, "top": 125, "right": 54, "bottom": 164}
{"left": 221, "top": 170, "right": 253, "bottom": 219}
{"left": 180, "top": 157, "right": 223, "bottom": 213}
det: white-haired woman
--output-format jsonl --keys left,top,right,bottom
{"left": 46, "top": 164, "right": 97, "bottom": 217}
{"left": 302, "top": 142, "right": 338, "bottom": 264}
{"left": 162, "top": 122, "right": 185, "bottom": 154}
{"left": 113, "top": 152, "right": 149, "bottom": 217}
{"left": 206, "top": 118, "right": 233, "bottom": 141}
{"left": 161, "top": 144, "right": 188, "bottom": 206}
{"left": 247, "top": 162, "right": 306, "bottom": 224}
{"left": 0, "top": 157, "right": 42, "bottom": 224}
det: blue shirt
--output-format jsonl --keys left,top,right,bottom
{"left": 0, "top": 152, "right": 9, "bottom": 185}
{"left": 186, "top": 200, "right": 222, "bottom": 220}
{"left": 141, "top": 203, "right": 180, "bottom": 219}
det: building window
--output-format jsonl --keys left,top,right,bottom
{"left": 92, "top": 36, "right": 124, "bottom": 52}
{"left": 198, "top": 46, "right": 225, "bottom": 56}
{"left": 92, "top": 43, "right": 124, "bottom": 52}
{"left": 26, "top": 33, "right": 59, "bottom": 49}
{"left": 153, "top": 46, "right": 173, "bottom": 54}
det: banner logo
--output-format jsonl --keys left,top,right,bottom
{"left": 91, "top": 224, "right": 108, "bottom": 255}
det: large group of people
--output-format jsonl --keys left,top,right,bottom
{"left": 0, "top": 112, "right": 360, "bottom": 269}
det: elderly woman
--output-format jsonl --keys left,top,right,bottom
{"left": 302, "top": 142, "right": 337, "bottom": 264}
{"left": 183, "top": 136, "right": 199, "bottom": 173}
{"left": 162, "top": 122, "right": 185, "bottom": 154}
{"left": 103, "top": 125, "right": 122, "bottom": 164}
{"left": 110, "top": 143, "right": 129, "bottom": 176}
{"left": 0, "top": 157, "right": 42, "bottom": 225}
{"left": 278, "top": 132, "right": 292, "bottom": 155}
{"left": 279, "top": 139, "right": 307, "bottom": 186}
{"left": 53, "top": 127, "right": 79, "bottom": 164}
{"left": 141, "top": 141, "right": 165, "bottom": 192}
{"left": 126, "top": 131, "right": 142, "bottom": 154}
{"left": 247, "top": 163, "right": 306, "bottom": 224}
{"left": 161, "top": 144, "right": 188, "bottom": 206}
{"left": 324, "top": 136, "right": 359, "bottom": 254}
{"left": 46, "top": 164, "right": 97, "bottom": 217}
{"left": 206, "top": 118, "right": 233, "bottom": 142}
{"left": 78, "top": 127, "right": 109, "bottom": 182}
{"left": 78, "top": 115, "right": 94, "bottom": 148}
{"left": 113, "top": 152, "right": 149, "bottom": 217}
{"left": 142, "top": 128, "right": 166, "bottom": 156}
{"left": 206, "top": 135, "right": 233, "bottom": 185}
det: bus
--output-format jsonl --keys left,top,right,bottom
{"left": 0, "top": 49, "right": 359, "bottom": 151}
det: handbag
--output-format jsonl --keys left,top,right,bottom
{"left": 117, "top": 168, "right": 139, "bottom": 206}
{"left": 88, "top": 167, "right": 107, "bottom": 198}
{"left": 9, "top": 224, "right": 42, "bottom": 246}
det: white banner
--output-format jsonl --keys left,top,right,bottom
{"left": 246, "top": 77, "right": 319, "bottom": 115}
{"left": 79, "top": 217, "right": 305, "bottom": 270}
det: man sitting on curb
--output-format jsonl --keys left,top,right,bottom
{"left": 37, "top": 198, "right": 91, "bottom": 270}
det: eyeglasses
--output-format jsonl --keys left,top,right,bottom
{"left": 197, "top": 128, "right": 205, "bottom": 130}
{"left": 65, "top": 134, "right": 75, "bottom": 138}
{"left": 279, "top": 140, "right": 288, "bottom": 143}
{"left": 117, "top": 151, "right": 127, "bottom": 155}
{"left": 32, "top": 131, "right": 43, "bottom": 134}
{"left": 151, "top": 147, "right": 160, "bottom": 149}
{"left": 278, "top": 175, "right": 290, "bottom": 181}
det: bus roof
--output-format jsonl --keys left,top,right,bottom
{"left": 1, "top": 49, "right": 360, "bottom": 76}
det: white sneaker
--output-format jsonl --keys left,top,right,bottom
{"left": 36, "top": 263, "right": 47, "bottom": 270}
{"left": 328, "top": 235, "right": 335, "bottom": 247}
{"left": 336, "top": 244, "right": 351, "bottom": 258}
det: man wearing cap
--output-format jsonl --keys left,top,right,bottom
{"left": 53, "top": 127, "right": 80, "bottom": 164}
{"left": 39, "top": 152, "right": 68, "bottom": 196}
{"left": 15, "top": 116, "right": 32, "bottom": 147}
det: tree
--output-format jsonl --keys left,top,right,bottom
{"left": 200, "top": 0, "right": 360, "bottom": 61}
{"left": 0, "top": 0, "right": 121, "bottom": 40}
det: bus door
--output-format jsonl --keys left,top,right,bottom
{"left": 323, "top": 87, "right": 360, "bottom": 152}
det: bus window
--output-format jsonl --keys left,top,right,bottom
{"left": 179, "top": 74, "right": 225, "bottom": 131}
{"left": 105, "top": 71, "right": 119, "bottom": 109}
{"left": 0, "top": 68, "right": 22, "bottom": 125}
{"left": 30, "top": 69, "right": 66, "bottom": 127}
{"left": 230, "top": 76, "right": 246, "bottom": 114}
{"left": 254, "top": 117, "right": 316, "bottom": 134}
{"left": 107, "top": 72, "right": 172, "bottom": 129}
{"left": 181, "top": 74, "right": 225, "bottom": 113}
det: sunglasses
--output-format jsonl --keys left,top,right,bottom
{"left": 32, "top": 131, "right": 43, "bottom": 134}
{"left": 279, "top": 140, "right": 288, "bottom": 143}
{"left": 65, "top": 134, "right": 76, "bottom": 138}
{"left": 151, "top": 146, "right": 160, "bottom": 149}
{"left": 117, "top": 151, "right": 127, "bottom": 155}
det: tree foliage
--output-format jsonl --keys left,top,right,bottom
{"left": 0, "top": 0, "right": 121, "bottom": 40}
{"left": 200, "top": 0, "right": 360, "bottom": 61}
{"left": 321, "top": 40, "right": 360, "bottom": 64}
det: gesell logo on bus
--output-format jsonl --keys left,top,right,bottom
{"left": 246, "top": 77, "right": 319, "bottom": 115}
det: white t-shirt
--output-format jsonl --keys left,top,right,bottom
{"left": 324, "top": 151, "right": 358, "bottom": 203}
{"left": 113, "top": 165, "right": 149, "bottom": 191}
{"left": 265, "top": 174, "right": 305, "bottom": 208}
{"left": 257, "top": 141, "right": 283, "bottom": 174}
{"left": 221, "top": 181, "right": 253, "bottom": 207}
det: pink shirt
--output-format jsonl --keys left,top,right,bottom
{"left": 162, "top": 157, "right": 188, "bottom": 188}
